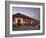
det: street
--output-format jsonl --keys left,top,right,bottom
{"left": 12, "top": 24, "right": 40, "bottom": 31}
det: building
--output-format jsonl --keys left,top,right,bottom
{"left": 12, "top": 13, "right": 40, "bottom": 26}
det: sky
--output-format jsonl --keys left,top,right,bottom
{"left": 12, "top": 7, "right": 40, "bottom": 21}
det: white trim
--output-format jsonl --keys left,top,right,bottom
{"left": 10, "top": 4, "right": 43, "bottom": 34}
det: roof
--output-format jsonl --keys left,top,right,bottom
{"left": 13, "top": 13, "right": 31, "bottom": 19}
{"left": 13, "top": 13, "right": 40, "bottom": 22}
{"left": 13, "top": 13, "right": 26, "bottom": 17}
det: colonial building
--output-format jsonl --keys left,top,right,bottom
{"left": 12, "top": 13, "right": 40, "bottom": 26}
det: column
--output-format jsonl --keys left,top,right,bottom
{"left": 16, "top": 18, "right": 18, "bottom": 24}
{"left": 21, "top": 18, "right": 23, "bottom": 24}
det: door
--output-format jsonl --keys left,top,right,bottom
{"left": 17, "top": 18, "right": 21, "bottom": 25}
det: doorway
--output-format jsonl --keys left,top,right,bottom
{"left": 17, "top": 18, "right": 21, "bottom": 25}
